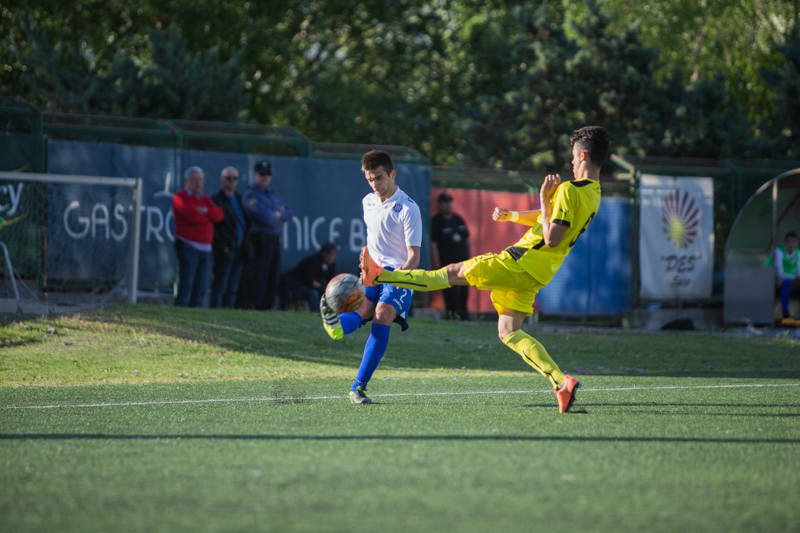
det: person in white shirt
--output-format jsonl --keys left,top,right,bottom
{"left": 320, "top": 150, "right": 422, "bottom": 404}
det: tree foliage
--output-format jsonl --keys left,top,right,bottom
{"left": 760, "top": 24, "right": 800, "bottom": 159}
{"left": 11, "top": 16, "right": 247, "bottom": 121}
{"left": 460, "top": 0, "right": 759, "bottom": 170}
{"left": 462, "top": 4, "right": 576, "bottom": 170}
{"left": 595, "top": 0, "right": 800, "bottom": 132}
{"left": 1, "top": 0, "right": 798, "bottom": 167}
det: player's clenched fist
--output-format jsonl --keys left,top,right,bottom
{"left": 493, "top": 207, "right": 512, "bottom": 222}
{"left": 540, "top": 173, "right": 561, "bottom": 198}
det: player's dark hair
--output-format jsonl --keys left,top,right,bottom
{"left": 786, "top": 231, "right": 799, "bottom": 240}
{"left": 570, "top": 126, "right": 610, "bottom": 167}
{"left": 361, "top": 150, "right": 394, "bottom": 174}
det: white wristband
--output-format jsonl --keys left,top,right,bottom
{"left": 509, "top": 211, "right": 519, "bottom": 222}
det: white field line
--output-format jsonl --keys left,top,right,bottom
{"left": 1, "top": 382, "right": 799, "bottom": 411}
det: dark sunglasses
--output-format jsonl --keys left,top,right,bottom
{"left": 224, "top": 175, "right": 239, "bottom": 181}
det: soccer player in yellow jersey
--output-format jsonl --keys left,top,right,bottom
{"left": 360, "top": 126, "right": 608, "bottom": 413}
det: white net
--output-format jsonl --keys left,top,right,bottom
{"left": 0, "top": 172, "right": 142, "bottom": 307}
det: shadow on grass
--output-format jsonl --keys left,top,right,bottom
{"left": 614, "top": 411, "right": 800, "bottom": 418}
{"left": 560, "top": 402, "right": 800, "bottom": 409}
{"left": 71, "top": 305, "right": 800, "bottom": 377}
{"left": 82, "top": 306, "right": 365, "bottom": 368}
{"left": 78, "top": 305, "right": 529, "bottom": 372}
{"left": 582, "top": 371, "right": 800, "bottom": 379}
{"left": 1, "top": 433, "right": 798, "bottom": 444}
{"left": 518, "top": 402, "right": 800, "bottom": 416}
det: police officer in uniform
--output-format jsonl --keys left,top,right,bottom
{"left": 238, "top": 161, "right": 293, "bottom": 310}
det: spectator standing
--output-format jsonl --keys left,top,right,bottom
{"left": 210, "top": 166, "right": 251, "bottom": 308}
{"left": 431, "top": 191, "right": 471, "bottom": 320}
{"left": 281, "top": 242, "right": 338, "bottom": 312}
{"left": 239, "top": 161, "right": 294, "bottom": 310}
{"left": 172, "top": 166, "right": 223, "bottom": 307}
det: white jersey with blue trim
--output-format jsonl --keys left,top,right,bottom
{"left": 362, "top": 186, "right": 423, "bottom": 270}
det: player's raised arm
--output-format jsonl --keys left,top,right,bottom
{"left": 539, "top": 173, "right": 568, "bottom": 247}
{"left": 492, "top": 206, "right": 541, "bottom": 226}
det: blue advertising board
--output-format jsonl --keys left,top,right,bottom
{"left": 538, "top": 197, "right": 632, "bottom": 314}
{"left": 47, "top": 140, "right": 431, "bottom": 287}
{"left": 46, "top": 139, "right": 630, "bottom": 314}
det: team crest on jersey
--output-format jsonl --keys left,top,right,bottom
{"left": 393, "top": 203, "right": 402, "bottom": 212}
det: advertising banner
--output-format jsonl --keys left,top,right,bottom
{"left": 46, "top": 182, "right": 133, "bottom": 283}
{"left": 639, "top": 175, "right": 714, "bottom": 299}
{"left": 47, "top": 141, "right": 430, "bottom": 287}
{"left": 47, "top": 141, "right": 179, "bottom": 287}
{"left": 428, "top": 189, "right": 631, "bottom": 315}
{"left": 544, "top": 196, "right": 631, "bottom": 313}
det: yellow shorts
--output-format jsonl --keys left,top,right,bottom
{"left": 462, "top": 251, "right": 544, "bottom": 316}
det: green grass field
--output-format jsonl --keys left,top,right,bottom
{"left": 1, "top": 305, "right": 799, "bottom": 532}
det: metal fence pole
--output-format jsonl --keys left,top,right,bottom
{"left": 0, "top": 241, "right": 19, "bottom": 300}
{"left": 128, "top": 178, "right": 143, "bottom": 304}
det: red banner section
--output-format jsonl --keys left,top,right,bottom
{"left": 429, "top": 188, "right": 540, "bottom": 315}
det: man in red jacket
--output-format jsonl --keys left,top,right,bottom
{"left": 172, "top": 166, "right": 224, "bottom": 307}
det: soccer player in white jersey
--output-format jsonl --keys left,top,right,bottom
{"left": 320, "top": 150, "right": 423, "bottom": 404}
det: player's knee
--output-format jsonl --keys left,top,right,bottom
{"left": 357, "top": 299, "right": 375, "bottom": 320}
{"left": 373, "top": 313, "right": 393, "bottom": 326}
{"left": 446, "top": 262, "right": 467, "bottom": 285}
{"left": 497, "top": 324, "right": 517, "bottom": 341}
{"left": 373, "top": 305, "right": 396, "bottom": 326}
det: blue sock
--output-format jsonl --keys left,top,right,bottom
{"left": 780, "top": 279, "right": 792, "bottom": 316}
{"left": 340, "top": 312, "right": 362, "bottom": 335}
{"left": 352, "top": 323, "right": 390, "bottom": 391}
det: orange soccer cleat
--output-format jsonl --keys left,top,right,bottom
{"left": 359, "top": 246, "right": 384, "bottom": 286}
{"left": 554, "top": 375, "right": 581, "bottom": 414}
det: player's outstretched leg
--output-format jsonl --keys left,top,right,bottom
{"left": 319, "top": 294, "right": 343, "bottom": 340}
{"left": 361, "top": 246, "right": 451, "bottom": 291}
{"left": 555, "top": 375, "right": 580, "bottom": 414}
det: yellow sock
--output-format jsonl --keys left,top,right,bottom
{"left": 376, "top": 267, "right": 451, "bottom": 291}
{"left": 502, "top": 330, "right": 565, "bottom": 388}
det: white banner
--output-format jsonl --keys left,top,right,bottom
{"left": 639, "top": 175, "right": 714, "bottom": 299}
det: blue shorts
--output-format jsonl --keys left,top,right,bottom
{"left": 363, "top": 283, "right": 414, "bottom": 331}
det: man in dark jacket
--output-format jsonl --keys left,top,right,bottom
{"left": 281, "top": 242, "right": 338, "bottom": 312}
{"left": 431, "top": 191, "right": 471, "bottom": 320}
{"left": 210, "top": 166, "right": 250, "bottom": 308}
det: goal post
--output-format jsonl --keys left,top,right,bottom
{"left": 0, "top": 171, "right": 143, "bottom": 304}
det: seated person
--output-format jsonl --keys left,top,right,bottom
{"left": 769, "top": 231, "right": 800, "bottom": 325}
{"left": 280, "top": 242, "right": 338, "bottom": 312}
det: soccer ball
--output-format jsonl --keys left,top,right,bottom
{"left": 325, "top": 273, "right": 365, "bottom": 314}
